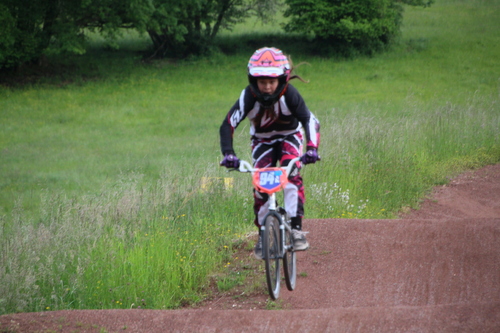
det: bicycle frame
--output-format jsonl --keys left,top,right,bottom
{"left": 233, "top": 156, "right": 301, "bottom": 299}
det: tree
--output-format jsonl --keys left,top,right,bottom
{"left": 0, "top": 0, "right": 281, "bottom": 69}
{"left": 0, "top": 0, "right": 123, "bottom": 69}
{"left": 0, "top": 0, "right": 63, "bottom": 69}
{"left": 142, "top": 0, "right": 281, "bottom": 58}
{"left": 283, "top": 0, "right": 434, "bottom": 55}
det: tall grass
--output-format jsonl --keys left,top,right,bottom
{"left": 306, "top": 98, "right": 499, "bottom": 218}
{"left": 0, "top": 0, "right": 499, "bottom": 314}
{"left": 1, "top": 168, "right": 253, "bottom": 312}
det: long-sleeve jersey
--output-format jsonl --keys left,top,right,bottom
{"left": 220, "top": 84, "right": 320, "bottom": 155}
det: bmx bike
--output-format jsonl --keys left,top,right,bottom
{"left": 234, "top": 157, "right": 302, "bottom": 300}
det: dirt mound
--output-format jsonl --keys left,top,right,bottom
{"left": 2, "top": 164, "right": 500, "bottom": 333}
{"left": 400, "top": 163, "right": 500, "bottom": 219}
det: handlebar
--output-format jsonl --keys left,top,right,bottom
{"left": 234, "top": 156, "right": 302, "bottom": 177}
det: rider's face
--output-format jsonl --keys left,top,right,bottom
{"left": 257, "top": 78, "right": 279, "bottom": 95}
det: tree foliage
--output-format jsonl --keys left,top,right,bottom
{"left": 283, "top": 0, "right": 434, "bottom": 55}
{"left": 0, "top": 0, "right": 434, "bottom": 69}
{"left": 0, "top": 0, "right": 135, "bottom": 69}
{"left": 0, "top": 0, "right": 280, "bottom": 69}
{"left": 0, "top": 0, "right": 60, "bottom": 69}
{"left": 141, "top": 0, "right": 281, "bottom": 58}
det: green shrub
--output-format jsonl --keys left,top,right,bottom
{"left": 283, "top": 0, "right": 434, "bottom": 55}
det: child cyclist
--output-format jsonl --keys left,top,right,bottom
{"left": 219, "top": 47, "right": 320, "bottom": 259}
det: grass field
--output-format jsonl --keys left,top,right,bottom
{"left": 0, "top": 0, "right": 499, "bottom": 314}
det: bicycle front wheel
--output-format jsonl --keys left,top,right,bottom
{"left": 263, "top": 213, "right": 281, "bottom": 300}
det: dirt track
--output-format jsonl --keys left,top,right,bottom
{"left": 1, "top": 164, "right": 499, "bottom": 332}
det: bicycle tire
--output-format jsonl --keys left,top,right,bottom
{"left": 263, "top": 212, "right": 281, "bottom": 300}
{"left": 283, "top": 219, "right": 297, "bottom": 291}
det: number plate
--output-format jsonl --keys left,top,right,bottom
{"left": 252, "top": 168, "right": 288, "bottom": 194}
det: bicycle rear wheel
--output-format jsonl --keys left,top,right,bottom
{"left": 283, "top": 222, "right": 297, "bottom": 291}
{"left": 263, "top": 213, "right": 281, "bottom": 300}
